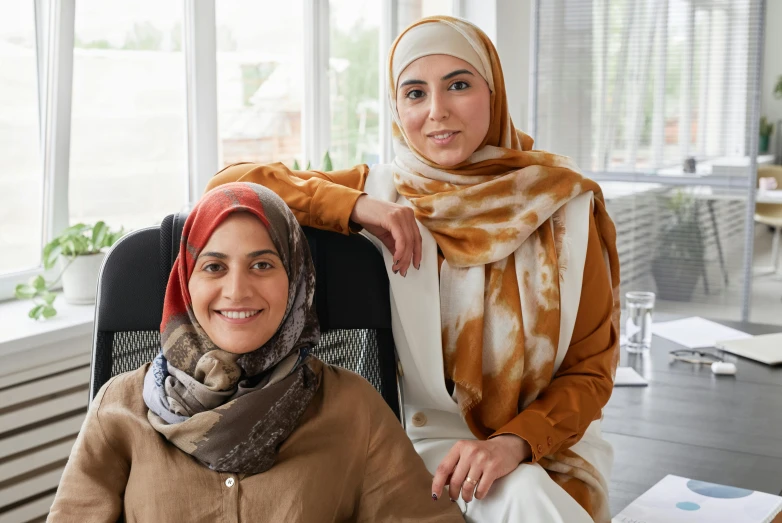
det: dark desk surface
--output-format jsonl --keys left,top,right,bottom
{"left": 604, "top": 317, "right": 782, "bottom": 516}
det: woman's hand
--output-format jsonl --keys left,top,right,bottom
{"left": 349, "top": 195, "right": 422, "bottom": 276}
{"left": 431, "top": 435, "right": 531, "bottom": 503}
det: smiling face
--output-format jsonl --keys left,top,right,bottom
{"left": 188, "top": 212, "right": 289, "bottom": 355}
{"left": 395, "top": 54, "right": 491, "bottom": 167}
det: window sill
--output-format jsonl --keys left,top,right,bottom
{"left": 0, "top": 294, "right": 94, "bottom": 358}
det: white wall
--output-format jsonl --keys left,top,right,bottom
{"left": 761, "top": 0, "right": 782, "bottom": 159}
{"left": 463, "top": 0, "right": 532, "bottom": 131}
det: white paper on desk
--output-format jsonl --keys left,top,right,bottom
{"left": 612, "top": 474, "right": 782, "bottom": 523}
{"left": 651, "top": 317, "right": 752, "bottom": 349}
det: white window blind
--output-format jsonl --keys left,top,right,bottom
{"left": 533, "top": 0, "right": 766, "bottom": 320}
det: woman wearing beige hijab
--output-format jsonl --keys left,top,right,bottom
{"left": 207, "top": 16, "right": 620, "bottom": 523}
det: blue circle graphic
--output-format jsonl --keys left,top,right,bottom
{"left": 686, "top": 480, "right": 753, "bottom": 499}
{"left": 676, "top": 502, "right": 701, "bottom": 511}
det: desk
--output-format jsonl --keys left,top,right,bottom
{"left": 678, "top": 187, "right": 782, "bottom": 289}
{"left": 656, "top": 154, "right": 776, "bottom": 177}
{"left": 687, "top": 186, "right": 782, "bottom": 204}
{"left": 604, "top": 317, "right": 782, "bottom": 516}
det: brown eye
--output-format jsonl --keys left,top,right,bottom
{"left": 203, "top": 263, "right": 223, "bottom": 273}
{"left": 252, "top": 261, "right": 274, "bottom": 270}
{"left": 449, "top": 81, "right": 469, "bottom": 91}
{"left": 406, "top": 89, "right": 425, "bottom": 100}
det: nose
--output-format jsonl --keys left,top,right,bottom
{"left": 223, "top": 268, "right": 252, "bottom": 302}
{"left": 428, "top": 90, "right": 449, "bottom": 121}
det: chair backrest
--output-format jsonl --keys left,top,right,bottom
{"left": 757, "top": 165, "right": 782, "bottom": 218}
{"left": 90, "top": 213, "right": 400, "bottom": 418}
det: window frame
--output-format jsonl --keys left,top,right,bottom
{"left": 0, "top": 0, "right": 454, "bottom": 301}
{"left": 0, "top": 0, "right": 74, "bottom": 301}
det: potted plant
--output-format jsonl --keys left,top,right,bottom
{"left": 760, "top": 116, "right": 774, "bottom": 154}
{"left": 651, "top": 191, "right": 706, "bottom": 302}
{"left": 15, "top": 221, "right": 124, "bottom": 319}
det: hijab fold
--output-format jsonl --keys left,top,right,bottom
{"left": 143, "top": 182, "right": 321, "bottom": 476}
{"left": 388, "top": 16, "right": 620, "bottom": 521}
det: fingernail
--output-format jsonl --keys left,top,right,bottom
{"left": 394, "top": 259, "right": 400, "bottom": 266}
{"left": 415, "top": 263, "right": 420, "bottom": 270}
{"left": 450, "top": 498, "right": 456, "bottom": 503}
{"left": 432, "top": 494, "right": 438, "bottom": 501}
{"left": 393, "top": 269, "right": 399, "bottom": 275}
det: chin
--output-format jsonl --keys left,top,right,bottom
{"left": 429, "top": 151, "right": 469, "bottom": 167}
{"left": 215, "top": 337, "right": 263, "bottom": 355}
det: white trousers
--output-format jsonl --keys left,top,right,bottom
{"left": 415, "top": 438, "right": 594, "bottom": 523}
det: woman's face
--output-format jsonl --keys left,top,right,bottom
{"left": 189, "top": 213, "right": 289, "bottom": 355}
{"left": 395, "top": 54, "right": 491, "bottom": 167}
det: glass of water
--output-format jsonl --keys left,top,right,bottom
{"left": 625, "top": 291, "right": 655, "bottom": 353}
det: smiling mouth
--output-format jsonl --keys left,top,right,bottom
{"left": 217, "top": 310, "right": 261, "bottom": 320}
{"left": 429, "top": 131, "right": 459, "bottom": 140}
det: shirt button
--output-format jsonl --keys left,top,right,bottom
{"left": 334, "top": 224, "right": 343, "bottom": 232}
{"left": 547, "top": 436, "right": 553, "bottom": 446}
{"left": 537, "top": 444, "right": 544, "bottom": 454}
{"left": 411, "top": 412, "right": 427, "bottom": 427}
{"left": 225, "top": 477, "right": 235, "bottom": 488}
{"left": 315, "top": 217, "right": 324, "bottom": 226}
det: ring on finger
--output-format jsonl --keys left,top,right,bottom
{"left": 464, "top": 476, "right": 478, "bottom": 486}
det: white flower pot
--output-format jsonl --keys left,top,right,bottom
{"left": 61, "top": 252, "right": 106, "bottom": 305}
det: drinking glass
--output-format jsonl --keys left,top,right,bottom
{"left": 625, "top": 291, "right": 655, "bottom": 353}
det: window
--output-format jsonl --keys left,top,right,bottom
{"left": 68, "top": 0, "right": 188, "bottom": 231}
{"left": 216, "top": 1, "right": 304, "bottom": 168}
{"left": 0, "top": 1, "right": 42, "bottom": 275}
{"left": 328, "top": 0, "right": 381, "bottom": 170}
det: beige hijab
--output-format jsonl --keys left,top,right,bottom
{"left": 388, "top": 16, "right": 620, "bottom": 522}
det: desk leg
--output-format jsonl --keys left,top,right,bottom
{"left": 772, "top": 225, "right": 780, "bottom": 274}
{"left": 707, "top": 200, "right": 729, "bottom": 286}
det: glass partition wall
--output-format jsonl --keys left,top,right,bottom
{"left": 532, "top": 0, "right": 773, "bottom": 323}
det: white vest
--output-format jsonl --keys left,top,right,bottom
{"left": 359, "top": 165, "right": 611, "bottom": 482}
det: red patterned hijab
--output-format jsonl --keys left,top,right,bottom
{"left": 143, "top": 182, "right": 321, "bottom": 475}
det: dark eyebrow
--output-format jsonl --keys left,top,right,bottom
{"left": 197, "top": 249, "right": 280, "bottom": 260}
{"left": 198, "top": 251, "right": 226, "bottom": 259}
{"left": 441, "top": 69, "right": 474, "bottom": 81}
{"left": 247, "top": 249, "right": 280, "bottom": 259}
{"left": 399, "top": 69, "right": 474, "bottom": 88}
{"left": 399, "top": 78, "right": 426, "bottom": 88}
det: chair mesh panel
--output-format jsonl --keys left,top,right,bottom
{"left": 110, "top": 331, "right": 161, "bottom": 377}
{"left": 312, "top": 329, "right": 382, "bottom": 393}
{"left": 102, "top": 328, "right": 384, "bottom": 396}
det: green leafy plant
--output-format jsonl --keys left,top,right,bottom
{"left": 651, "top": 191, "right": 705, "bottom": 301}
{"left": 14, "top": 222, "right": 124, "bottom": 320}
{"left": 660, "top": 191, "right": 705, "bottom": 260}
{"left": 322, "top": 150, "right": 333, "bottom": 172}
{"left": 292, "top": 151, "right": 333, "bottom": 172}
{"left": 760, "top": 116, "right": 774, "bottom": 138}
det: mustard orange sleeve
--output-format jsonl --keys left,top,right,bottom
{"left": 490, "top": 211, "right": 618, "bottom": 463}
{"left": 205, "top": 162, "right": 370, "bottom": 235}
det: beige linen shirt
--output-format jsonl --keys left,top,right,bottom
{"left": 48, "top": 363, "right": 463, "bottom": 523}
